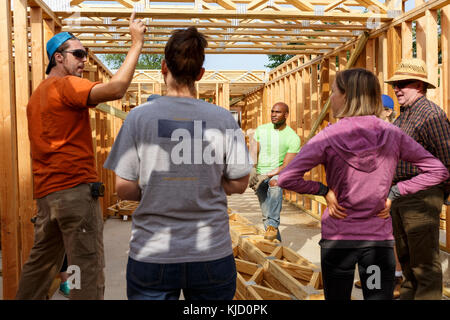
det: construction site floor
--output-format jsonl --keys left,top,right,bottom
{"left": 1, "top": 188, "right": 449, "bottom": 300}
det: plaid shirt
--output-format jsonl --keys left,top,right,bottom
{"left": 393, "top": 95, "right": 450, "bottom": 194}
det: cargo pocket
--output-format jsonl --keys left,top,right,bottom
{"left": 74, "top": 229, "right": 96, "bottom": 257}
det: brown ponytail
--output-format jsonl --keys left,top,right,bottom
{"left": 164, "top": 27, "right": 208, "bottom": 88}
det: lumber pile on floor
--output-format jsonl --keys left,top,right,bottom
{"left": 228, "top": 210, "right": 324, "bottom": 300}
{"left": 107, "top": 200, "right": 140, "bottom": 219}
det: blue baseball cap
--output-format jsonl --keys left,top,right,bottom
{"left": 147, "top": 94, "right": 161, "bottom": 102}
{"left": 45, "top": 32, "right": 75, "bottom": 74}
{"left": 381, "top": 94, "right": 394, "bottom": 110}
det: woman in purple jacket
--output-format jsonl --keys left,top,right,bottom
{"left": 277, "top": 68, "right": 448, "bottom": 300}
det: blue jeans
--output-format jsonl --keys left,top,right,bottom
{"left": 126, "top": 254, "right": 236, "bottom": 300}
{"left": 255, "top": 175, "right": 283, "bottom": 241}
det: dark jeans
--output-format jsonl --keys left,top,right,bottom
{"left": 126, "top": 254, "right": 237, "bottom": 300}
{"left": 391, "top": 185, "right": 443, "bottom": 300}
{"left": 321, "top": 246, "right": 396, "bottom": 300}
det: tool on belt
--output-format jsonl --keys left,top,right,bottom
{"left": 89, "top": 182, "right": 105, "bottom": 199}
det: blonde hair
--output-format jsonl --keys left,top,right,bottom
{"left": 334, "top": 68, "right": 383, "bottom": 119}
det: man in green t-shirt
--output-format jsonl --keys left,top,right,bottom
{"left": 249, "top": 102, "right": 301, "bottom": 241}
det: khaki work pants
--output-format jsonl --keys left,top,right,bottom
{"left": 391, "top": 185, "right": 443, "bottom": 300}
{"left": 15, "top": 184, "right": 105, "bottom": 300}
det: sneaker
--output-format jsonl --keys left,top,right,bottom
{"left": 59, "top": 281, "right": 70, "bottom": 298}
{"left": 264, "top": 226, "right": 278, "bottom": 241}
{"left": 354, "top": 280, "right": 362, "bottom": 289}
{"left": 393, "top": 276, "right": 403, "bottom": 299}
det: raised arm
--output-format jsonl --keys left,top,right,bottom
{"left": 88, "top": 12, "right": 146, "bottom": 104}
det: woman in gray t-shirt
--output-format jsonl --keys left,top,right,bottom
{"left": 104, "top": 27, "right": 252, "bottom": 300}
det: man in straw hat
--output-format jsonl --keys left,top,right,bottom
{"left": 385, "top": 58, "right": 450, "bottom": 300}
{"left": 15, "top": 12, "right": 146, "bottom": 300}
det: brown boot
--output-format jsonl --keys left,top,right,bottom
{"left": 393, "top": 276, "right": 403, "bottom": 299}
{"left": 264, "top": 226, "right": 278, "bottom": 241}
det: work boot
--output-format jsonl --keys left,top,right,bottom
{"left": 264, "top": 226, "right": 278, "bottom": 241}
{"left": 393, "top": 276, "right": 403, "bottom": 299}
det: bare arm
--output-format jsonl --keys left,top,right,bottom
{"left": 249, "top": 135, "right": 259, "bottom": 167}
{"left": 116, "top": 176, "right": 141, "bottom": 201}
{"left": 88, "top": 12, "right": 146, "bottom": 105}
{"left": 222, "top": 174, "right": 250, "bottom": 195}
{"left": 267, "top": 152, "right": 297, "bottom": 178}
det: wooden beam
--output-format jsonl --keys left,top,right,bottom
{"left": 30, "top": 7, "right": 45, "bottom": 90}
{"left": 265, "top": 261, "right": 309, "bottom": 300}
{"left": 371, "top": 0, "right": 450, "bottom": 37}
{"left": 62, "top": 20, "right": 369, "bottom": 31}
{"left": 251, "top": 284, "right": 293, "bottom": 300}
{"left": 55, "top": 8, "right": 391, "bottom": 22}
{"left": 14, "top": 0, "right": 34, "bottom": 272}
{"left": 424, "top": 9, "right": 439, "bottom": 104}
{"left": 401, "top": 21, "right": 413, "bottom": 59}
{"left": 28, "top": 0, "right": 63, "bottom": 27}
{"left": 0, "top": 0, "right": 20, "bottom": 300}
{"left": 442, "top": 6, "right": 450, "bottom": 252}
{"left": 387, "top": 26, "right": 402, "bottom": 104}
{"left": 304, "top": 31, "right": 370, "bottom": 143}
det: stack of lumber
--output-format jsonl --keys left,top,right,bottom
{"left": 107, "top": 200, "right": 140, "bottom": 218}
{"left": 228, "top": 210, "right": 324, "bottom": 300}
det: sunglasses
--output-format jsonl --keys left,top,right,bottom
{"left": 391, "top": 79, "right": 417, "bottom": 89}
{"left": 62, "top": 48, "right": 89, "bottom": 59}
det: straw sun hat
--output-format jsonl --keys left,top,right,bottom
{"left": 385, "top": 58, "right": 436, "bottom": 89}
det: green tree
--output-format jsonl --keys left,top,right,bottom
{"left": 98, "top": 53, "right": 163, "bottom": 70}
{"left": 265, "top": 54, "right": 295, "bottom": 69}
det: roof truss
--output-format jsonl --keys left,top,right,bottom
{"left": 45, "top": 0, "right": 398, "bottom": 55}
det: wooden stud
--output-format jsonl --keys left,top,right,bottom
{"left": 14, "top": 0, "right": 35, "bottom": 269}
{"left": 442, "top": 5, "right": 450, "bottom": 251}
{"left": 425, "top": 9, "right": 439, "bottom": 104}
{"left": 0, "top": 0, "right": 21, "bottom": 300}
{"left": 30, "top": 7, "right": 45, "bottom": 90}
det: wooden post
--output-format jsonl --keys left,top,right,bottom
{"left": 0, "top": 0, "right": 21, "bottom": 300}
{"left": 415, "top": 0, "right": 426, "bottom": 60}
{"left": 138, "top": 83, "right": 142, "bottom": 106}
{"left": 43, "top": 19, "right": 56, "bottom": 71}
{"left": 425, "top": 9, "right": 439, "bottom": 104}
{"left": 223, "top": 82, "right": 230, "bottom": 110}
{"left": 442, "top": 5, "right": 450, "bottom": 251}
{"left": 387, "top": 26, "right": 402, "bottom": 109}
{"left": 305, "top": 32, "right": 369, "bottom": 143}
{"left": 365, "top": 39, "right": 375, "bottom": 73}
{"left": 401, "top": 21, "right": 413, "bottom": 59}
{"left": 30, "top": 7, "right": 44, "bottom": 90}
{"left": 14, "top": 0, "right": 34, "bottom": 271}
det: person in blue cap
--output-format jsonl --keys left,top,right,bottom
{"left": 381, "top": 94, "right": 396, "bottom": 123}
{"left": 15, "top": 12, "right": 146, "bottom": 300}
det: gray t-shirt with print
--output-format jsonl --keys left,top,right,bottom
{"left": 104, "top": 96, "right": 252, "bottom": 263}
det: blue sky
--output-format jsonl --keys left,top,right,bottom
{"left": 204, "top": 54, "right": 270, "bottom": 72}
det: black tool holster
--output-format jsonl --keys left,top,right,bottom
{"left": 89, "top": 182, "right": 105, "bottom": 199}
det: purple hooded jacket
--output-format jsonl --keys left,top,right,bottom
{"left": 278, "top": 116, "right": 449, "bottom": 241}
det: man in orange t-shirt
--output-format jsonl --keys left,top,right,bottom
{"left": 16, "top": 12, "right": 146, "bottom": 300}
